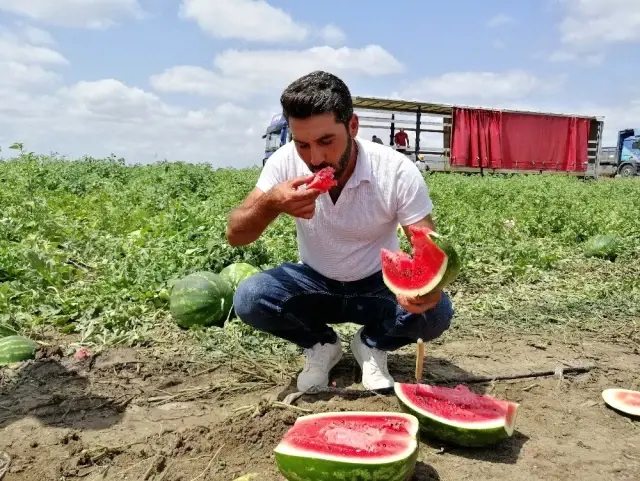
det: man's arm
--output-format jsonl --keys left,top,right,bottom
{"left": 226, "top": 188, "right": 279, "bottom": 247}
{"left": 227, "top": 174, "right": 321, "bottom": 247}
{"left": 401, "top": 214, "right": 436, "bottom": 241}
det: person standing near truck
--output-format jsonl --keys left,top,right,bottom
{"left": 394, "top": 128, "right": 409, "bottom": 154}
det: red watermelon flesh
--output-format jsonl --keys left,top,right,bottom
{"left": 381, "top": 225, "right": 448, "bottom": 297}
{"left": 277, "top": 412, "right": 417, "bottom": 458}
{"left": 602, "top": 388, "right": 640, "bottom": 417}
{"left": 274, "top": 411, "right": 419, "bottom": 480}
{"left": 394, "top": 382, "right": 519, "bottom": 447}
{"left": 401, "top": 384, "right": 515, "bottom": 424}
{"left": 305, "top": 166, "right": 337, "bottom": 192}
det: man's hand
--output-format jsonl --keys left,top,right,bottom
{"left": 397, "top": 289, "right": 442, "bottom": 314}
{"left": 267, "top": 175, "right": 323, "bottom": 220}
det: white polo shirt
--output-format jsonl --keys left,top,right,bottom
{"left": 256, "top": 138, "right": 433, "bottom": 282}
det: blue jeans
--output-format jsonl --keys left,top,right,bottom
{"left": 233, "top": 262, "right": 454, "bottom": 351}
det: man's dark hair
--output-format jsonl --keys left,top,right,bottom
{"left": 280, "top": 70, "right": 353, "bottom": 127}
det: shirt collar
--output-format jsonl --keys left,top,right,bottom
{"left": 345, "top": 138, "right": 372, "bottom": 188}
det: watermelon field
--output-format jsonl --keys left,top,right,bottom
{"left": 1, "top": 153, "right": 639, "bottom": 481}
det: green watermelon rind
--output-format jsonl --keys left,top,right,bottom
{"left": 0, "top": 335, "right": 38, "bottom": 366}
{"left": 219, "top": 262, "right": 261, "bottom": 290}
{"left": 169, "top": 271, "right": 234, "bottom": 329}
{"left": 394, "top": 383, "right": 519, "bottom": 448}
{"left": 385, "top": 228, "right": 461, "bottom": 297}
{"left": 274, "top": 411, "right": 420, "bottom": 481}
{"left": 583, "top": 235, "right": 621, "bottom": 260}
{"left": 432, "top": 238, "right": 461, "bottom": 291}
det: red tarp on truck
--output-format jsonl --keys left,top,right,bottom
{"left": 450, "top": 107, "right": 591, "bottom": 171}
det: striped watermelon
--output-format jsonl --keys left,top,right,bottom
{"left": 395, "top": 383, "right": 519, "bottom": 447}
{"left": 274, "top": 411, "right": 419, "bottom": 481}
{"left": 169, "top": 271, "right": 234, "bottom": 328}
{"left": 219, "top": 262, "right": 260, "bottom": 290}
{"left": 0, "top": 335, "right": 38, "bottom": 366}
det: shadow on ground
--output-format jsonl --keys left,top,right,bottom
{"left": 0, "top": 357, "right": 128, "bottom": 430}
{"left": 420, "top": 431, "right": 530, "bottom": 465}
{"left": 411, "top": 461, "right": 441, "bottom": 480}
{"left": 276, "top": 352, "right": 490, "bottom": 402}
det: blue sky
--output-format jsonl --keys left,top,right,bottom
{"left": 0, "top": 0, "right": 638, "bottom": 167}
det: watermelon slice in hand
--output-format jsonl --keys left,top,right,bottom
{"left": 305, "top": 166, "right": 337, "bottom": 192}
{"left": 602, "top": 388, "right": 640, "bottom": 418}
{"left": 382, "top": 225, "right": 450, "bottom": 297}
{"left": 395, "top": 383, "right": 519, "bottom": 447}
{"left": 274, "top": 411, "right": 419, "bottom": 481}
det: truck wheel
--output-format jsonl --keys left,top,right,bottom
{"left": 619, "top": 164, "right": 636, "bottom": 177}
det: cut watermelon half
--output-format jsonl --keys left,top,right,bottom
{"left": 305, "top": 166, "right": 337, "bottom": 192}
{"left": 602, "top": 388, "right": 640, "bottom": 418}
{"left": 274, "top": 411, "right": 419, "bottom": 481}
{"left": 394, "top": 383, "right": 519, "bottom": 447}
{"left": 382, "top": 225, "right": 448, "bottom": 297}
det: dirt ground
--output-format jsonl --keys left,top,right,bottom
{"left": 1, "top": 332, "right": 638, "bottom": 481}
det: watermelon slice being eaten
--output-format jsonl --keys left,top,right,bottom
{"left": 382, "top": 225, "right": 449, "bottom": 297}
{"left": 602, "top": 388, "right": 640, "bottom": 418}
{"left": 394, "top": 383, "right": 519, "bottom": 447}
{"left": 305, "top": 166, "right": 338, "bottom": 192}
{"left": 274, "top": 411, "right": 419, "bottom": 481}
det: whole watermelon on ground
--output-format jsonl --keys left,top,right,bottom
{"left": 394, "top": 383, "right": 519, "bottom": 447}
{"left": 274, "top": 411, "right": 419, "bottom": 481}
{"left": 169, "top": 271, "right": 234, "bottom": 329}
{"left": 0, "top": 335, "right": 39, "bottom": 366}
{"left": 583, "top": 234, "right": 622, "bottom": 261}
{"left": 219, "top": 262, "right": 261, "bottom": 290}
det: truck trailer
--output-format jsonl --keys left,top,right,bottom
{"left": 350, "top": 96, "right": 605, "bottom": 177}
{"left": 260, "top": 95, "right": 636, "bottom": 179}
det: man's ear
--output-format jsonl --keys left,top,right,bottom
{"left": 348, "top": 113, "right": 359, "bottom": 137}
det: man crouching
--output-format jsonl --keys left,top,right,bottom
{"left": 226, "top": 70, "right": 454, "bottom": 392}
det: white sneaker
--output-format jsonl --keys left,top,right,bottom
{"left": 351, "top": 327, "right": 395, "bottom": 390}
{"left": 297, "top": 337, "right": 343, "bottom": 392}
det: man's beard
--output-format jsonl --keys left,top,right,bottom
{"left": 311, "top": 134, "right": 352, "bottom": 181}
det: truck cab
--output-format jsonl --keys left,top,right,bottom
{"left": 262, "top": 114, "right": 291, "bottom": 166}
{"left": 615, "top": 128, "right": 640, "bottom": 177}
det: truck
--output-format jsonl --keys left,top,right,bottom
{"left": 261, "top": 113, "right": 291, "bottom": 166}
{"left": 260, "top": 95, "right": 637, "bottom": 178}
{"left": 598, "top": 128, "right": 639, "bottom": 177}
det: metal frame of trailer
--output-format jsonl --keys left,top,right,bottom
{"left": 352, "top": 96, "right": 605, "bottom": 178}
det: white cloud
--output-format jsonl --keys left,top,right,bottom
{"left": 0, "top": 61, "right": 60, "bottom": 90}
{"left": 547, "top": 50, "right": 604, "bottom": 66}
{"left": 21, "top": 25, "right": 55, "bottom": 45}
{"left": 397, "top": 70, "right": 564, "bottom": 104}
{"left": 0, "top": 0, "right": 143, "bottom": 29}
{"left": 179, "top": 0, "right": 347, "bottom": 45}
{"left": 150, "top": 45, "right": 404, "bottom": 101}
{"left": 0, "top": 24, "right": 271, "bottom": 166}
{"left": 0, "top": 26, "right": 66, "bottom": 92}
{"left": 0, "top": 31, "right": 67, "bottom": 64}
{"left": 1, "top": 77, "right": 272, "bottom": 166}
{"left": 486, "top": 14, "right": 513, "bottom": 28}
{"left": 179, "top": 0, "right": 309, "bottom": 43}
{"left": 559, "top": 0, "right": 640, "bottom": 47}
{"left": 320, "top": 24, "right": 346, "bottom": 46}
